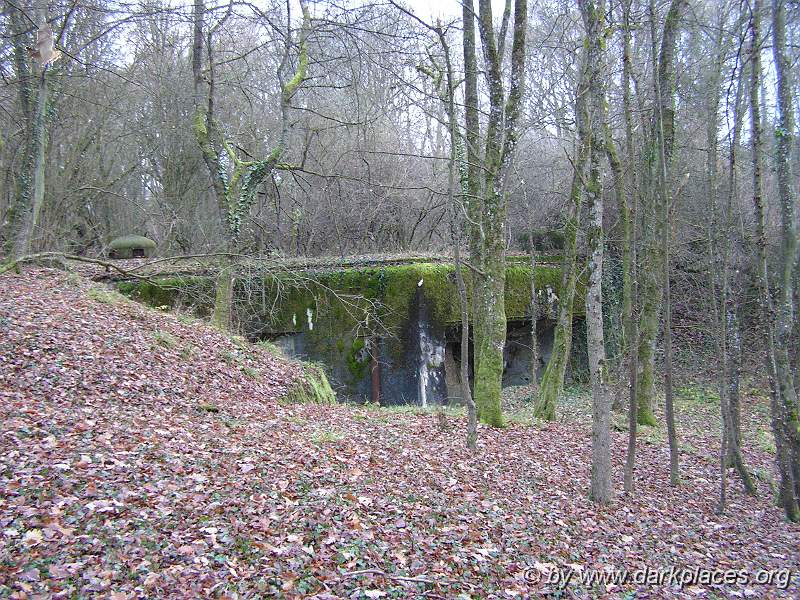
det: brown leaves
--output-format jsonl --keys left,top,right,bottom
{"left": 1, "top": 269, "right": 799, "bottom": 598}
{"left": 22, "top": 529, "right": 43, "bottom": 546}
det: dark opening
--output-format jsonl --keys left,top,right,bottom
{"left": 131, "top": 248, "right": 145, "bottom": 258}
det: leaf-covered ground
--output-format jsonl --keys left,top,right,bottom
{"left": 1, "top": 269, "right": 798, "bottom": 599}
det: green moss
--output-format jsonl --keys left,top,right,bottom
{"left": 281, "top": 363, "right": 337, "bottom": 405}
{"left": 117, "top": 277, "right": 213, "bottom": 312}
{"left": 474, "top": 343, "right": 505, "bottom": 427}
{"left": 676, "top": 384, "right": 719, "bottom": 406}
{"left": 517, "top": 228, "right": 566, "bottom": 252}
{"left": 310, "top": 427, "right": 345, "bottom": 444}
{"left": 109, "top": 235, "right": 156, "bottom": 251}
{"left": 120, "top": 263, "right": 571, "bottom": 394}
{"left": 756, "top": 429, "right": 776, "bottom": 455}
{"left": 153, "top": 329, "right": 177, "bottom": 349}
{"left": 346, "top": 338, "right": 369, "bottom": 381}
{"left": 637, "top": 295, "right": 660, "bottom": 426}
{"left": 219, "top": 349, "right": 238, "bottom": 365}
{"left": 118, "top": 264, "right": 568, "bottom": 335}
{"left": 256, "top": 340, "right": 285, "bottom": 358}
{"left": 87, "top": 287, "right": 128, "bottom": 305}
{"left": 241, "top": 366, "right": 260, "bottom": 379}
{"left": 119, "top": 263, "right": 573, "bottom": 395}
{"left": 368, "top": 403, "right": 466, "bottom": 417}
{"left": 108, "top": 235, "right": 156, "bottom": 259}
{"left": 534, "top": 363, "right": 559, "bottom": 421}
{"left": 637, "top": 396, "right": 658, "bottom": 427}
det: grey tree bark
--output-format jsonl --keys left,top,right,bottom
{"left": 621, "top": 0, "right": 639, "bottom": 494}
{"left": 580, "top": 0, "right": 613, "bottom": 504}
{"left": 749, "top": 0, "right": 799, "bottom": 522}
{"left": 714, "top": 50, "right": 757, "bottom": 510}
{"left": 462, "top": 0, "right": 528, "bottom": 427}
{"left": 432, "top": 14, "right": 478, "bottom": 450}
{"left": 648, "top": 0, "right": 684, "bottom": 484}
{"left": 11, "top": 7, "right": 52, "bottom": 259}
{"left": 770, "top": 0, "right": 800, "bottom": 512}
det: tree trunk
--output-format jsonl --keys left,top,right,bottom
{"left": 650, "top": 0, "right": 685, "bottom": 485}
{"left": 793, "top": 259, "right": 800, "bottom": 396}
{"left": 464, "top": 0, "right": 527, "bottom": 427}
{"left": 13, "top": 72, "right": 47, "bottom": 258}
{"left": 749, "top": 0, "right": 799, "bottom": 522}
{"left": 213, "top": 252, "right": 234, "bottom": 330}
{"left": 535, "top": 67, "right": 589, "bottom": 422}
{"left": 662, "top": 211, "right": 679, "bottom": 485}
{"left": 461, "top": 0, "right": 489, "bottom": 427}
{"left": 770, "top": 0, "right": 800, "bottom": 510}
{"left": 718, "top": 55, "right": 752, "bottom": 487}
{"left": 603, "top": 124, "right": 629, "bottom": 414}
{"left": 12, "top": 9, "right": 50, "bottom": 259}
{"left": 192, "top": 0, "right": 310, "bottom": 332}
{"left": 580, "top": 0, "right": 613, "bottom": 504}
{"left": 714, "top": 53, "right": 757, "bottom": 498}
{"left": 456, "top": 244, "right": 477, "bottom": 449}
{"left": 621, "top": 0, "right": 639, "bottom": 494}
{"left": 636, "top": 0, "right": 686, "bottom": 428}
{"left": 473, "top": 223, "right": 507, "bottom": 428}
{"left": 3, "top": 1, "right": 34, "bottom": 253}
{"left": 434, "top": 17, "right": 477, "bottom": 450}
{"left": 529, "top": 228, "right": 539, "bottom": 399}
{"left": 726, "top": 304, "right": 743, "bottom": 463}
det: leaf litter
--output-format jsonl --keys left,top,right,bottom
{"left": 1, "top": 269, "right": 798, "bottom": 598}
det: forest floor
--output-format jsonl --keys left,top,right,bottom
{"left": 1, "top": 269, "right": 799, "bottom": 599}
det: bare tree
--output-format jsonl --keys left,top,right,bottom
{"left": 620, "top": 0, "right": 640, "bottom": 494}
{"left": 769, "top": 0, "right": 800, "bottom": 519}
{"left": 191, "top": 0, "right": 310, "bottom": 329}
{"left": 748, "top": 0, "right": 799, "bottom": 522}
{"left": 579, "top": 0, "right": 613, "bottom": 504}
{"left": 8, "top": 4, "right": 56, "bottom": 258}
{"left": 534, "top": 24, "right": 588, "bottom": 422}
{"left": 462, "top": 0, "right": 528, "bottom": 427}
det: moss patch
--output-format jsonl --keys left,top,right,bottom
{"left": 117, "top": 277, "right": 214, "bottom": 312}
{"left": 109, "top": 235, "right": 156, "bottom": 251}
{"left": 280, "top": 363, "right": 337, "bottom": 405}
{"left": 87, "top": 287, "right": 129, "bottom": 305}
{"left": 346, "top": 338, "right": 369, "bottom": 381}
{"left": 118, "top": 263, "right": 569, "bottom": 333}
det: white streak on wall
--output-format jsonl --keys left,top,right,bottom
{"left": 418, "top": 313, "right": 444, "bottom": 407}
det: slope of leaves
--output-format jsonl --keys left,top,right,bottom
{"left": 1, "top": 269, "right": 798, "bottom": 599}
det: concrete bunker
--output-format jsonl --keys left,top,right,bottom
{"left": 117, "top": 259, "right": 585, "bottom": 406}
{"left": 108, "top": 235, "right": 157, "bottom": 259}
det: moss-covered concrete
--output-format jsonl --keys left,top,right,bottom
{"left": 117, "top": 263, "right": 573, "bottom": 333}
{"left": 108, "top": 235, "right": 157, "bottom": 258}
{"left": 117, "top": 262, "right": 579, "bottom": 404}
